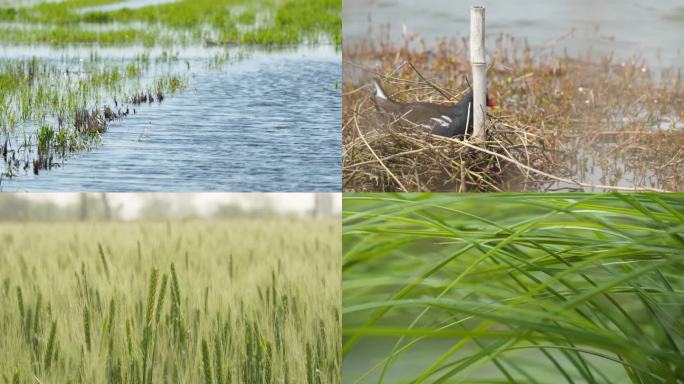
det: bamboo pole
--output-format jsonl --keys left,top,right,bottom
{"left": 470, "top": 6, "right": 486, "bottom": 140}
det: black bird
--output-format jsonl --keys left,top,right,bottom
{"left": 371, "top": 79, "right": 495, "bottom": 138}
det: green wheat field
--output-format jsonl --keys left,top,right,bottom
{"left": 0, "top": 219, "right": 340, "bottom": 383}
{"left": 343, "top": 193, "right": 684, "bottom": 383}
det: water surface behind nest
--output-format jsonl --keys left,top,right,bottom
{"left": 1, "top": 46, "right": 341, "bottom": 192}
{"left": 344, "top": 0, "right": 684, "bottom": 70}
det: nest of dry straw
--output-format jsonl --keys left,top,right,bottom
{"left": 343, "top": 32, "right": 684, "bottom": 192}
{"left": 344, "top": 72, "right": 560, "bottom": 192}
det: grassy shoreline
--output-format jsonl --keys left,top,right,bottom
{"left": 0, "top": 50, "right": 195, "bottom": 178}
{"left": 0, "top": 0, "right": 341, "bottom": 182}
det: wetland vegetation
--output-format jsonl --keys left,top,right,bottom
{"left": 0, "top": 0, "right": 341, "bottom": 46}
{"left": 343, "top": 193, "right": 684, "bottom": 383}
{"left": 0, "top": 0, "right": 341, "bottom": 190}
{"left": 0, "top": 218, "right": 340, "bottom": 383}
{"left": 343, "top": 32, "right": 683, "bottom": 192}
{"left": 1, "top": 52, "right": 188, "bottom": 177}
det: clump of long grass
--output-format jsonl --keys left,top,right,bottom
{"left": 0, "top": 219, "right": 340, "bottom": 383}
{"left": 343, "top": 32, "right": 684, "bottom": 192}
{"left": 343, "top": 193, "right": 684, "bottom": 383}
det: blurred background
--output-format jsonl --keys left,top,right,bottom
{"left": 344, "top": 0, "right": 684, "bottom": 70}
{"left": 0, "top": 193, "right": 341, "bottom": 221}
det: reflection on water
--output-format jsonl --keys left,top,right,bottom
{"left": 1, "top": 47, "right": 341, "bottom": 192}
{"left": 344, "top": 0, "right": 684, "bottom": 69}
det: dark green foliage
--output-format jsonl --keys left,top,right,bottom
{"left": 16, "top": 287, "right": 23, "bottom": 324}
{"left": 83, "top": 306, "right": 91, "bottom": 353}
{"left": 44, "top": 321, "right": 57, "bottom": 371}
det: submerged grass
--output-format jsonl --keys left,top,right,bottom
{"left": 343, "top": 33, "right": 684, "bottom": 192}
{"left": 343, "top": 193, "right": 684, "bottom": 383}
{"left": 0, "top": 219, "right": 340, "bottom": 383}
{"left": 0, "top": 51, "right": 195, "bottom": 178}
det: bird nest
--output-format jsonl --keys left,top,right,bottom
{"left": 343, "top": 33, "right": 684, "bottom": 192}
{"left": 344, "top": 79, "right": 560, "bottom": 192}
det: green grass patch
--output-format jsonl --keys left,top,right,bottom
{"left": 0, "top": 0, "right": 341, "bottom": 46}
{"left": 343, "top": 193, "right": 684, "bottom": 383}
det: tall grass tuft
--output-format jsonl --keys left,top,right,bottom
{"left": 98, "top": 243, "right": 110, "bottom": 281}
{"left": 343, "top": 193, "right": 684, "bottom": 383}
{"left": 83, "top": 305, "right": 91, "bottom": 353}
{"left": 213, "top": 339, "right": 223, "bottom": 384}
{"left": 141, "top": 267, "right": 159, "bottom": 384}
{"left": 44, "top": 321, "right": 57, "bottom": 371}
{"left": 155, "top": 275, "right": 168, "bottom": 325}
{"left": 201, "top": 338, "right": 212, "bottom": 384}
{"left": 16, "top": 287, "right": 24, "bottom": 324}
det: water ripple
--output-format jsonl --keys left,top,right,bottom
{"left": 2, "top": 49, "right": 341, "bottom": 192}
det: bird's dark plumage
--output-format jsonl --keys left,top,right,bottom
{"left": 371, "top": 79, "right": 476, "bottom": 138}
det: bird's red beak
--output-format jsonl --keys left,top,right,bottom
{"left": 486, "top": 96, "right": 496, "bottom": 108}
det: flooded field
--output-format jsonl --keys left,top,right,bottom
{"left": 0, "top": 0, "right": 341, "bottom": 191}
{"left": 1, "top": 47, "right": 340, "bottom": 191}
{"left": 342, "top": 0, "right": 684, "bottom": 192}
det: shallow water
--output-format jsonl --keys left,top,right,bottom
{"left": 78, "top": 0, "right": 180, "bottom": 14}
{"left": 0, "top": 46, "right": 341, "bottom": 192}
{"left": 0, "top": 43, "right": 226, "bottom": 60}
{"left": 344, "top": 0, "right": 684, "bottom": 70}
